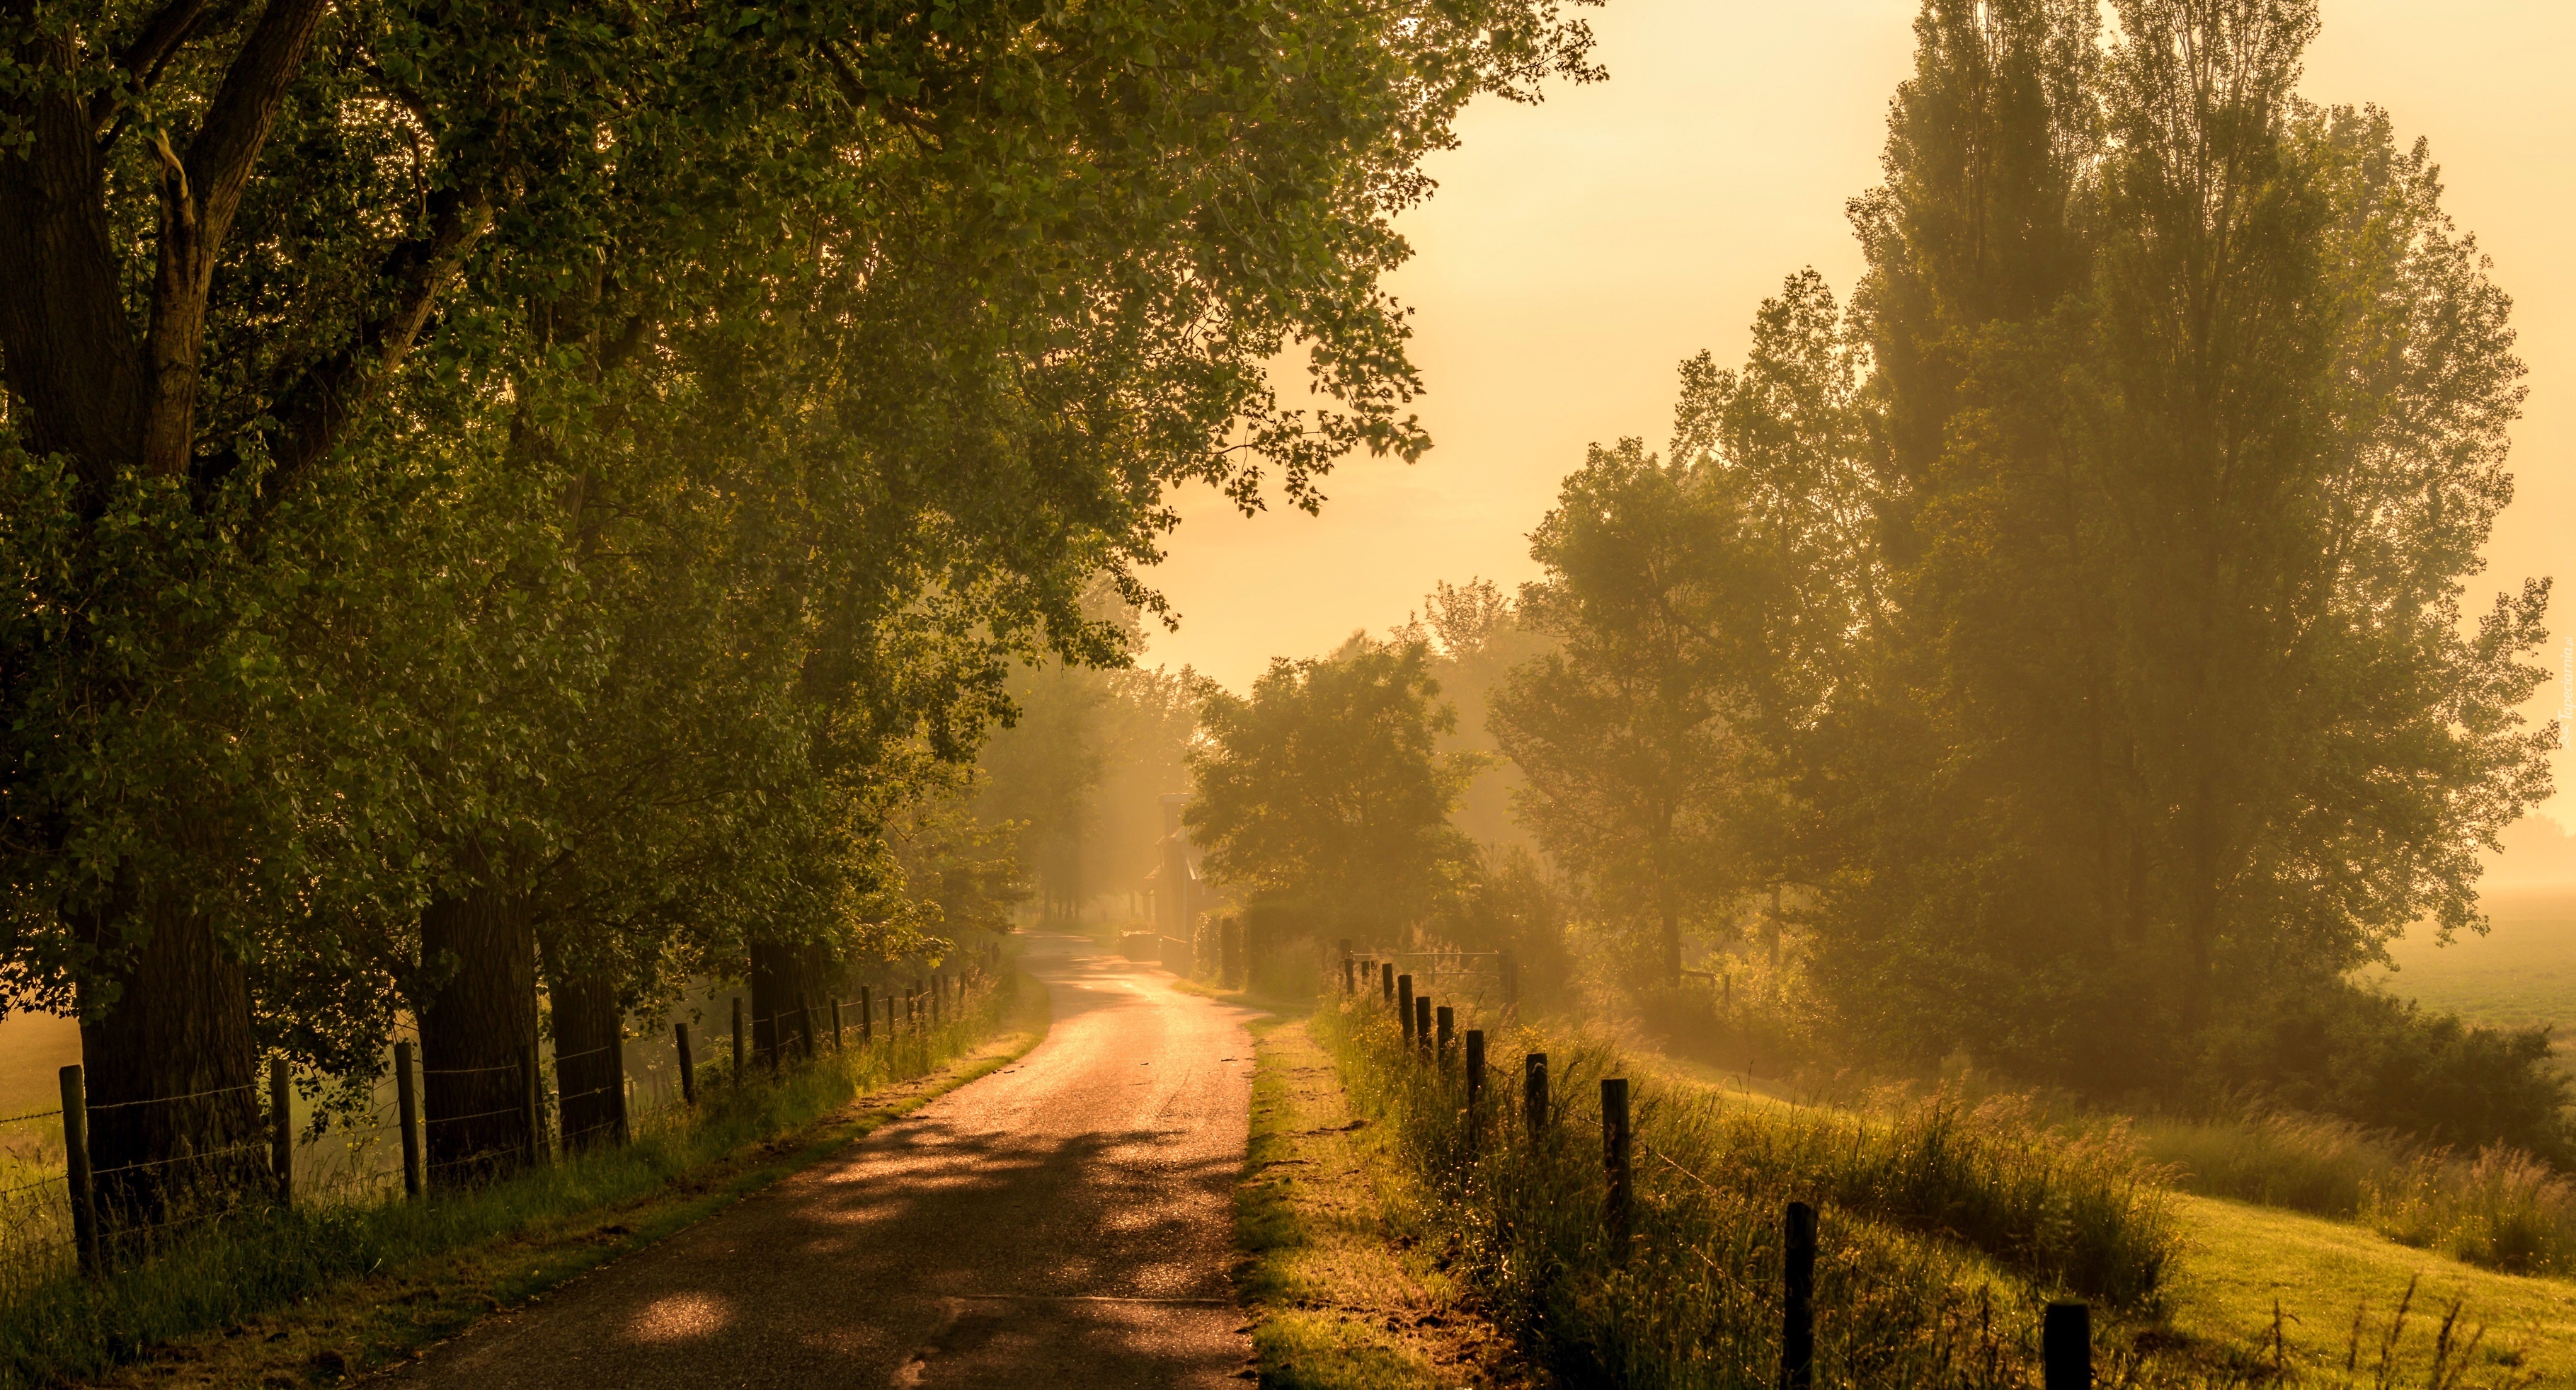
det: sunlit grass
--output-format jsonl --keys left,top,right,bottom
{"left": 1319, "top": 995, "right": 2554, "bottom": 1387}
{"left": 2135, "top": 1110, "right": 2576, "bottom": 1276}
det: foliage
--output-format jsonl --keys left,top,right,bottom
{"left": 974, "top": 597, "right": 1203, "bottom": 925}
{"left": 0, "top": 0, "right": 1607, "bottom": 1207}
{"left": 2192, "top": 985, "right": 2571, "bottom": 1161}
{"left": 1392, "top": 579, "right": 1555, "bottom": 854}
{"left": 1494, "top": 0, "right": 2558, "bottom": 1121}
{"left": 1188, "top": 636, "right": 1481, "bottom": 942}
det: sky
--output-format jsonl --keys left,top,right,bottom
{"left": 1135, "top": 0, "right": 2576, "bottom": 827}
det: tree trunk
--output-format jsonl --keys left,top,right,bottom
{"left": 545, "top": 959, "right": 626, "bottom": 1152}
{"left": 74, "top": 897, "right": 265, "bottom": 1236}
{"left": 749, "top": 941, "right": 818, "bottom": 1070}
{"left": 418, "top": 879, "right": 538, "bottom": 1183}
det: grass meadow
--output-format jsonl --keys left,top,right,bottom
{"left": 1318, "top": 987, "right": 2565, "bottom": 1388}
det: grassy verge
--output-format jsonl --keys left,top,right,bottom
{"left": 2135, "top": 1110, "right": 2576, "bottom": 1276}
{"left": 1319, "top": 996, "right": 2549, "bottom": 1388}
{"left": 1236, "top": 1013, "right": 1531, "bottom": 1389}
{"left": 4, "top": 973, "right": 1048, "bottom": 1390}
{"left": 2169, "top": 1193, "right": 2574, "bottom": 1384}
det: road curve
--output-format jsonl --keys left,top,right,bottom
{"left": 373, "top": 936, "right": 1260, "bottom": 1387}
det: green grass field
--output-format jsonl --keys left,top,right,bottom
{"left": 2363, "top": 890, "right": 2576, "bottom": 1030}
{"left": 2171, "top": 1193, "right": 2576, "bottom": 1380}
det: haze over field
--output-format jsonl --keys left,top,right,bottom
{"left": 1142, "top": 0, "right": 2576, "bottom": 852}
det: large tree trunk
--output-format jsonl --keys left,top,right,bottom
{"left": 750, "top": 941, "right": 828, "bottom": 1069}
{"left": 74, "top": 897, "right": 265, "bottom": 1237}
{"left": 418, "top": 879, "right": 538, "bottom": 1184}
{"left": 545, "top": 960, "right": 626, "bottom": 1152}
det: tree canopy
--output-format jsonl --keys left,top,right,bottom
{"left": 0, "top": 0, "right": 1602, "bottom": 1212}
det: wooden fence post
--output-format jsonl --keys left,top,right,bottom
{"left": 1414, "top": 996, "right": 1432, "bottom": 1057}
{"left": 1341, "top": 958, "right": 1355, "bottom": 996}
{"left": 2044, "top": 1302, "right": 2091, "bottom": 1390}
{"left": 609, "top": 1026, "right": 630, "bottom": 1144}
{"left": 1525, "top": 1052, "right": 1548, "bottom": 1139}
{"left": 1465, "top": 1029, "right": 1485, "bottom": 1148}
{"left": 675, "top": 1023, "right": 697, "bottom": 1105}
{"left": 1601, "top": 1078, "right": 1630, "bottom": 1259}
{"left": 861, "top": 987, "right": 874, "bottom": 1043}
{"left": 1435, "top": 1005, "right": 1454, "bottom": 1067}
{"left": 394, "top": 1040, "right": 422, "bottom": 1198}
{"left": 731, "top": 997, "right": 745, "bottom": 1084}
{"left": 270, "top": 1057, "right": 293, "bottom": 1207}
{"left": 525, "top": 1040, "right": 548, "bottom": 1166}
{"left": 1397, "top": 974, "right": 1414, "bottom": 1043}
{"left": 830, "top": 997, "right": 844, "bottom": 1052}
{"left": 1782, "top": 1201, "right": 1816, "bottom": 1390}
{"left": 1380, "top": 962, "right": 1395, "bottom": 1004}
{"left": 60, "top": 1064, "right": 97, "bottom": 1274}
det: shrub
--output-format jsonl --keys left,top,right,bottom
{"left": 2194, "top": 986, "right": 2572, "bottom": 1161}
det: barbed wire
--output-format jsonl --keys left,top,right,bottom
{"left": 91, "top": 1139, "right": 267, "bottom": 1181}
{"left": 0, "top": 1173, "right": 68, "bottom": 1200}
{"left": 421, "top": 1061, "right": 522, "bottom": 1078}
{"left": 423, "top": 1105, "right": 525, "bottom": 1127}
{"left": 0, "top": 1108, "right": 64, "bottom": 1127}
{"left": 87, "top": 1081, "right": 257, "bottom": 1113}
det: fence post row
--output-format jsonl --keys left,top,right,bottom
{"left": 1782, "top": 1200, "right": 1816, "bottom": 1390}
{"left": 1602, "top": 1078, "right": 1630, "bottom": 1260}
{"left": 2044, "top": 1302, "right": 2091, "bottom": 1390}
{"left": 59, "top": 1064, "right": 98, "bottom": 1274}
{"left": 394, "top": 1040, "right": 423, "bottom": 1198}
{"left": 270, "top": 1057, "right": 293, "bottom": 1207}
{"left": 1525, "top": 1052, "right": 1548, "bottom": 1138}
{"left": 675, "top": 1023, "right": 697, "bottom": 1105}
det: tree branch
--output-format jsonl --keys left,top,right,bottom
{"left": 246, "top": 185, "right": 496, "bottom": 495}
{"left": 88, "top": 0, "right": 216, "bottom": 139}
{"left": 135, "top": 0, "right": 329, "bottom": 476}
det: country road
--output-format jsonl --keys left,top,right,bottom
{"left": 373, "top": 936, "right": 1261, "bottom": 1387}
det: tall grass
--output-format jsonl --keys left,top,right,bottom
{"left": 2135, "top": 1110, "right": 2576, "bottom": 1275}
{"left": 1321, "top": 1001, "right": 2204, "bottom": 1388}
{"left": 0, "top": 975, "right": 1021, "bottom": 1388}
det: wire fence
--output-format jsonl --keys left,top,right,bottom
{"left": 0, "top": 942, "right": 1012, "bottom": 1281}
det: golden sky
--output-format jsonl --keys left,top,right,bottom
{"left": 1140, "top": 0, "right": 2576, "bottom": 816}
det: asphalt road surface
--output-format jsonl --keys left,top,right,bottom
{"left": 373, "top": 936, "right": 1260, "bottom": 1387}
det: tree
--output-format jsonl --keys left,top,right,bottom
{"left": 1186, "top": 638, "right": 1478, "bottom": 943}
{"left": 1620, "top": 0, "right": 2560, "bottom": 1107}
{"left": 1, "top": 0, "right": 1606, "bottom": 1213}
{"left": 1395, "top": 579, "right": 1555, "bottom": 854}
